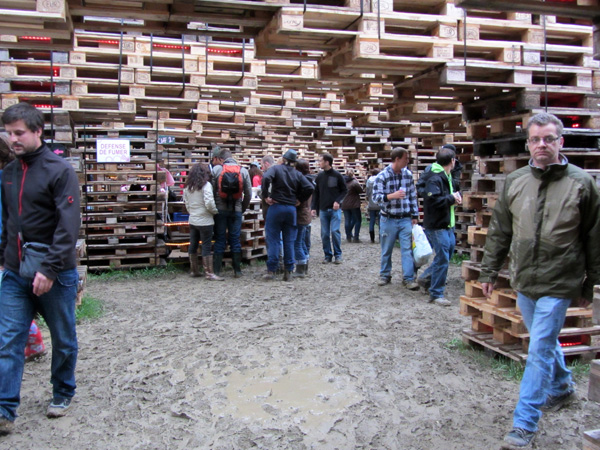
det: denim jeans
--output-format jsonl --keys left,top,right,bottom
{"left": 513, "top": 293, "right": 572, "bottom": 432}
{"left": 379, "top": 216, "right": 414, "bottom": 281}
{"left": 343, "top": 208, "right": 362, "bottom": 240}
{"left": 368, "top": 209, "right": 380, "bottom": 233}
{"left": 213, "top": 209, "right": 243, "bottom": 254}
{"left": 294, "top": 224, "right": 309, "bottom": 265}
{"left": 265, "top": 204, "right": 297, "bottom": 272}
{"left": 319, "top": 209, "right": 342, "bottom": 260}
{"left": 420, "top": 228, "right": 455, "bottom": 299}
{"left": 188, "top": 224, "right": 214, "bottom": 257}
{"left": 0, "top": 268, "right": 79, "bottom": 421}
{"left": 304, "top": 223, "right": 312, "bottom": 259}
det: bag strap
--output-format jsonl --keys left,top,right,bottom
{"left": 12, "top": 162, "right": 23, "bottom": 246}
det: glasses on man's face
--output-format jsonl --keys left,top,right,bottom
{"left": 527, "top": 136, "right": 560, "bottom": 145}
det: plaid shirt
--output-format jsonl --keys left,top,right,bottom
{"left": 372, "top": 164, "right": 418, "bottom": 218}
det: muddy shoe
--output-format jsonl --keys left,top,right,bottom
{"left": 417, "top": 276, "right": 431, "bottom": 290}
{"left": 261, "top": 271, "right": 277, "bottom": 281}
{"left": 0, "top": 416, "right": 14, "bottom": 435}
{"left": 504, "top": 428, "right": 535, "bottom": 447}
{"left": 431, "top": 297, "right": 451, "bottom": 307}
{"left": 402, "top": 281, "right": 420, "bottom": 291}
{"left": 377, "top": 277, "right": 390, "bottom": 286}
{"left": 541, "top": 387, "right": 576, "bottom": 412}
{"left": 47, "top": 397, "right": 72, "bottom": 418}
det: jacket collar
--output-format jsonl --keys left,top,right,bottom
{"left": 17, "top": 142, "right": 47, "bottom": 165}
{"left": 529, "top": 154, "right": 568, "bottom": 181}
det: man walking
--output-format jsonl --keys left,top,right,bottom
{"left": 479, "top": 113, "right": 600, "bottom": 447}
{"left": 417, "top": 147, "right": 462, "bottom": 306}
{"left": 310, "top": 153, "right": 347, "bottom": 264}
{"left": 372, "top": 148, "right": 419, "bottom": 289}
{"left": 0, "top": 102, "right": 81, "bottom": 433}
{"left": 212, "top": 149, "right": 252, "bottom": 277}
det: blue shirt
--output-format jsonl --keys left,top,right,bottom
{"left": 372, "top": 164, "right": 418, "bottom": 218}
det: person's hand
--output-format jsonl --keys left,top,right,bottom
{"left": 453, "top": 192, "right": 462, "bottom": 205}
{"left": 577, "top": 297, "right": 591, "bottom": 308}
{"left": 266, "top": 197, "right": 274, "bottom": 205}
{"left": 311, "top": 210, "right": 316, "bottom": 217}
{"left": 481, "top": 282, "right": 493, "bottom": 298}
{"left": 412, "top": 219, "right": 418, "bottom": 226}
{"left": 388, "top": 188, "right": 406, "bottom": 200}
{"left": 333, "top": 202, "right": 340, "bottom": 210}
{"left": 32, "top": 272, "right": 54, "bottom": 297}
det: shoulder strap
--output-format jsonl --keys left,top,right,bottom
{"left": 12, "top": 162, "right": 23, "bottom": 244}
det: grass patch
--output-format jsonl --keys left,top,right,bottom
{"left": 88, "top": 261, "right": 183, "bottom": 282}
{"left": 76, "top": 294, "right": 104, "bottom": 322}
{"left": 445, "top": 337, "right": 591, "bottom": 382}
{"left": 450, "top": 253, "right": 470, "bottom": 265}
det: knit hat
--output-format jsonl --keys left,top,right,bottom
{"left": 282, "top": 149, "right": 297, "bottom": 162}
{"left": 442, "top": 144, "right": 456, "bottom": 152}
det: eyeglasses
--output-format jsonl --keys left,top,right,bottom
{"left": 527, "top": 136, "right": 560, "bottom": 145}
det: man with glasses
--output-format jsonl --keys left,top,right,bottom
{"left": 479, "top": 112, "right": 600, "bottom": 447}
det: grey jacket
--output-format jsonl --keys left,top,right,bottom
{"left": 366, "top": 175, "right": 380, "bottom": 211}
{"left": 211, "top": 158, "right": 252, "bottom": 213}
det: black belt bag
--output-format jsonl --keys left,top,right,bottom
{"left": 20, "top": 242, "right": 50, "bottom": 279}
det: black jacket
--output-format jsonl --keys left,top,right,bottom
{"left": 311, "top": 168, "right": 347, "bottom": 211}
{"left": 261, "top": 164, "right": 314, "bottom": 206}
{"left": 0, "top": 143, "right": 81, "bottom": 280}
{"left": 422, "top": 169, "right": 456, "bottom": 230}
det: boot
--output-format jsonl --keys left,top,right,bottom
{"left": 305, "top": 261, "right": 309, "bottom": 274}
{"left": 232, "top": 252, "right": 243, "bottom": 278}
{"left": 189, "top": 254, "right": 200, "bottom": 277}
{"left": 369, "top": 231, "right": 375, "bottom": 243}
{"left": 293, "top": 264, "right": 306, "bottom": 278}
{"left": 262, "top": 271, "right": 277, "bottom": 280}
{"left": 283, "top": 270, "right": 293, "bottom": 282}
{"left": 203, "top": 256, "right": 224, "bottom": 281}
{"left": 213, "top": 252, "right": 224, "bottom": 276}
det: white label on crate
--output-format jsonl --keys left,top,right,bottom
{"left": 96, "top": 139, "right": 131, "bottom": 163}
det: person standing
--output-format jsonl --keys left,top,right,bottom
{"left": 183, "top": 163, "right": 223, "bottom": 281}
{"left": 261, "top": 150, "right": 314, "bottom": 281}
{"left": 0, "top": 103, "right": 81, "bottom": 433}
{"left": 293, "top": 158, "right": 314, "bottom": 277}
{"left": 311, "top": 153, "right": 347, "bottom": 264}
{"left": 479, "top": 112, "right": 600, "bottom": 447}
{"left": 211, "top": 149, "right": 251, "bottom": 278}
{"left": 372, "top": 148, "right": 419, "bottom": 289}
{"left": 341, "top": 170, "right": 363, "bottom": 243}
{"left": 365, "top": 168, "right": 381, "bottom": 243}
{"left": 417, "top": 147, "right": 462, "bottom": 307}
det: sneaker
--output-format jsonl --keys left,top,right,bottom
{"left": 0, "top": 416, "right": 14, "bottom": 435}
{"left": 47, "top": 397, "right": 72, "bottom": 418}
{"left": 504, "top": 428, "right": 535, "bottom": 447}
{"left": 322, "top": 258, "right": 332, "bottom": 264}
{"left": 377, "top": 277, "right": 390, "bottom": 286}
{"left": 333, "top": 257, "right": 342, "bottom": 265}
{"left": 541, "top": 387, "right": 576, "bottom": 412}
{"left": 403, "top": 281, "right": 420, "bottom": 291}
{"left": 431, "top": 297, "right": 451, "bottom": 307}
{"left": 352, "top": 237, "right": 361, "bottom": 243}
{"left": 417, "top": 276, "right": 431, "bottom": 290}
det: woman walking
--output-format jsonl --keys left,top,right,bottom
{"left": 183, "top": 163, "right": 223, "bottom": 281}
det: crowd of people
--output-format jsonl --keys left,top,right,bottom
{"left": 0, "top": 104, "right": 598, "bottom": 449}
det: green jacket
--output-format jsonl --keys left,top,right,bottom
{"left": 479, "top": 156, "right": 600, "bottom": 301}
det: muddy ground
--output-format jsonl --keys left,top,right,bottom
{"left": 4, "top": 222, "right": 599, "bottom": 450}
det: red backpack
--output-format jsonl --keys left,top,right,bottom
{"left": 218, "top": 164, "right": 243, "bottom": 202}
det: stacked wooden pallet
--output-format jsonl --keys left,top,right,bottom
{"left": 460, "top": 229, "right": 600, "bottom": 362}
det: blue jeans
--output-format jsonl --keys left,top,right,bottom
{"left": 420, "top": 228, "right": 455, "bottom": 299}
{"left": 0, "top": 268, "right": 79, "bottom": 421}
{"left": 379, "top": 216, "right": 414, "bottom": 281}
{"left": 294, "top": 224, "right": 309, "bottom": 265}
{"left": 319, "top": 209, "right": 342, "bottom": 260}
{"left": 213, "top": 209, "right": 243, "bottom": 254}
{"left": 513, "top": 293, "right": 572, "bottom": 432}
{"left": 343, "top": 208, "right": 362, "bottom": 240}
{"left": 368, "top": 209, "right": 380, "bottom": 233}
{"left": 265, "top": 204, "right": 297, "bottom": 272}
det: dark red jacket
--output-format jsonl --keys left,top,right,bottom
{"left": 0, "top": 143, "right": 81, "bottom": 280}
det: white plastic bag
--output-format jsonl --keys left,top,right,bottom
{"left": 412, "top": 224, "right": 433, "bottom": 268}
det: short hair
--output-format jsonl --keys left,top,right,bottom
{"left": 261, "top": 155, "right": 275, "bottom": 166}
{"left": 296, "top": 158, "right": 310, "bottom": 175}
{"left": 219, "top": 149, "right": 232, "bottom": 160}
{"left": 321, "top": 153, "right": 333, "bottom": 166}
{"left": 390, "top": 148, "right": 408, "bottom": 161}
{"left": 370, "top": 168, "right": 380, "bottom": 177}
{"left": 436, "top": 147, "right": 455, "bottom": 166}
{"left": 1, "top": 102, "right": 45, "bottom": 133}
{"left": 211, "top": 145, "right": 222, "bottom": 159}
{"left": 527, "top": 112, "right": 564, "bottom": 136}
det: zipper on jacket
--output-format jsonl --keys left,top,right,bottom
{"left": 17, "top": 160, "right": 28, "bottom": 261}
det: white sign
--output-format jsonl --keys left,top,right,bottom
{"left": 96, "top": 139, "right": 131, "bottom": 163}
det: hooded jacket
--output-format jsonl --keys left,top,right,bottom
{"left": 422, "top": 163, "right": 456, "bottom": 230}
{"left": 0, "top": 143, "right": 81, "bottom": 280}
{"left": 479, "top": 156, "right": 600, "bottom": 301}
